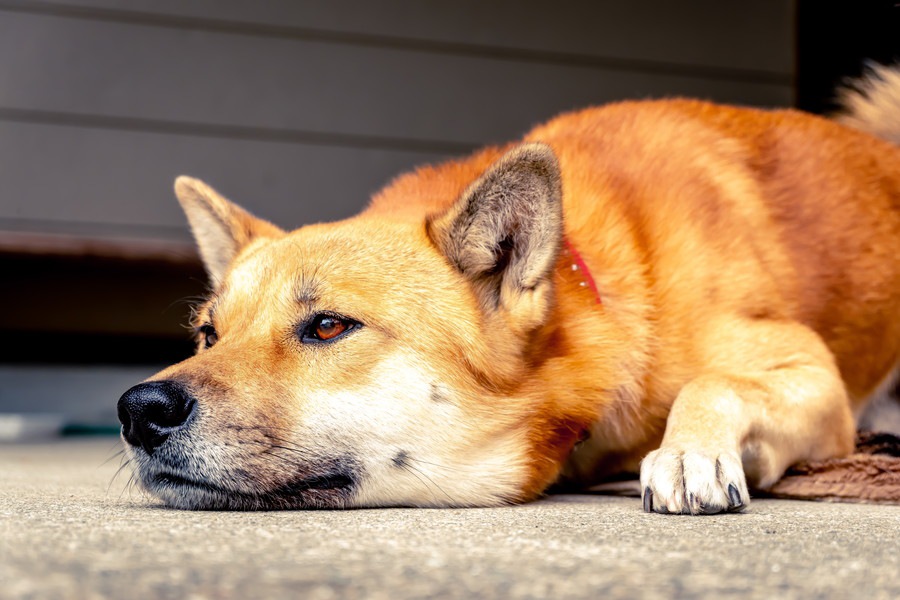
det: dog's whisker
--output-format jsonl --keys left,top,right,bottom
{"left": 405, "top": 456, "right": 467, "bottom": 474}
{"left": 119, "top": 469, "right": 139, "bottom": 501}
{"left": 107, "top": 458, "right": 133, "bottom": 495}
{"left": 248, "top": 435, "right": 319, "bottom": 457}
{"left": 99, "top": 448, "right": 126, "bottom": 468}
{"left": 235, "top": 435, "right": 313, "bottom": 456}
{"left": 167, "top": 294, "right": 211, "bottom": 314}
{"left": 223, "top": 424, "right": 308, "bottom": 437}
{"left": 399, "top": 464, "right": 442, "bottom": 505}
{"left": 403, "top": 463, "right": 455, "bottom": 505}
{"left": 258, "top": 451, "right": 311, "bottom": 472}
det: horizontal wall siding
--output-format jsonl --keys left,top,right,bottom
{"left": 24, "top": 0, "right": 795, "bottom": 75}
{"left": 0, "top": 121, "right": 448, "bottom": 240}
{"left": 0, "top": 11, "right": 792, "bottom": 148}
{"left": 0, "top": 1, "right": 794, "bottom": 243}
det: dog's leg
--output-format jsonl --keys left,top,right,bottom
{"left": 640, "top": 318, "right": 856, "bottom": 514}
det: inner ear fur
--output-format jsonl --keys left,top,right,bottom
{"left": 427, "top": 142, "right": 563, "bottom": 332}
{"left": 174, "top": 176, "right": 285, "bottom": 286}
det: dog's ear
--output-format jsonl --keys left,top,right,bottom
{"left": 174, "top": 176, "right": 285, "bottom": 286}
{"left": 428, "top": 143, "right": 563, "bottom": 333}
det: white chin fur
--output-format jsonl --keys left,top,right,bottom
{"left": 292, "top": 351, "right": 530, "bottom": 508}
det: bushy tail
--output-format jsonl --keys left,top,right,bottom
{"left": 835, "top": 63, "right": 900, "bottom": 145}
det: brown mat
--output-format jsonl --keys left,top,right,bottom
{"left": 583, "top": 432, "right": 900, "bottom": 505}
{"left": 764, "top": 432, "right": 900, "bottom": 505}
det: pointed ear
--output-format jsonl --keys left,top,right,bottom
{"left": 174, "top": 176, "right": 285, "bottom": 286}
{"left": 427, "top": 143, "right": 563, "bottom": 332}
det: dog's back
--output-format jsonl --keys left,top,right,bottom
{"left": 529, "top": 96, "right": 900, "bottom": 405}
{"left": 372, "top": 73, "right": 900, "bottom": 408}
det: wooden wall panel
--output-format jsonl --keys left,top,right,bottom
{"left": 0, "top": 11, "right": 791, "bottom": 150}
{"left": 0, "top": 3, "right": 795, "bottom": 243}
{"left": 0, "top": 121, "right": 449, "bottom": 240}
{"left": 36, "top": 0, "right": 795, "bottom": 75}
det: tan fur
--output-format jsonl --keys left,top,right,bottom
{"left": 836, "top": 63, "right": 900, "bottom": 145}
{"left": 122, "top": 70, "right": 900, "bottom": 514}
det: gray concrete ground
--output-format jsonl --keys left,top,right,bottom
{"left": 1, "top": 440, "right": 898, "bottom": 600}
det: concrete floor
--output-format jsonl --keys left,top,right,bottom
{"left": 1, "top": 440, "right": 898, "bottom": 600}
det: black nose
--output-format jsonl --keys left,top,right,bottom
{"left": 117, "top": 381, "right": 196, "bottom": 454}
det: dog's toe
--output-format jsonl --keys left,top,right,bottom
{"left": 640, "top": 447, "right": 749, "bottom": 515}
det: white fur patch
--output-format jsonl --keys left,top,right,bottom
{"left": 292, "top": 351, "right": 530, "bottom": 507}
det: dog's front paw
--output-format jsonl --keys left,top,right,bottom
{"left": 640, "top": 447, "right": 749, "bottom": 515}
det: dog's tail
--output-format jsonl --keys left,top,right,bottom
{"left": 841, "top": 66, "right": 900, "bottom": 465}
{"left": 834, "top": 63, "right": 900, "bottom": 145}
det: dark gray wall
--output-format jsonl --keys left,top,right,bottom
{"left": 0, "top": 1, "right": 795, "bottom": 426}
{"left": 0, "top": 0, "right": 794, "bottom": 244}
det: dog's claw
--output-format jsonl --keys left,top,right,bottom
{"left": 687, "top": 492, "right": 702, "bottom": 515}
{"left": 641, "top": 447, "right": 750, "bottom": 515}
{"left": 727, "top": 483, "right": 743, "bottom": 509}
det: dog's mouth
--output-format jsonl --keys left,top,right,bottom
{"left": 146, "top": 469, "right": 357, "bottom": 510}
{"left": 154, "top": 472, "right": 226, "bottom": 494}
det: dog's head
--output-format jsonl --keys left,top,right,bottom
{"left": 119, "top": 143, "right": 590, "bottom": 509}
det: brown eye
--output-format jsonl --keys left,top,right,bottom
{"left": 199, "top": 324, "right": 218, "bottom": 349}
{"left": 302, "top": 313, "right": 359, "bottom": 343}
{"left": 316, "top": 317, "right": 346, "bottom": 340}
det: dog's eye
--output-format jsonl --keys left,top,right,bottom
{"left": 198, "top": 324, "right": 218, "bottom": 349}
{"left": 302, "top": 314, "right": 358, "bottom": 343}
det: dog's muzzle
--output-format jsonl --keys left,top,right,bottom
{"left": 117, "top": 381, "right": 196, "bottom": 454}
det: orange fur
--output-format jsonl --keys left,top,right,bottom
{"left": 120, "top": 81, "right": 900, "bottom": 512}
{"left": 367, "top": 99, "right": 900, "bottom": 502}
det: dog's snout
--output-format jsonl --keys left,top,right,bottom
{"left": 117, "top": 381, "right": 196, "bottom": 454}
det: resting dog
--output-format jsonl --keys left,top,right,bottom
{"left": 118, "top": 67, "right": 900, "bottom": 514}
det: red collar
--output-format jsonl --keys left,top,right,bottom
{"left": 562, "top": 237, "right": 601, "bottom": 305}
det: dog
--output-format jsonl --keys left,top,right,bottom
{"left": 118, "top": 65, "right": 900, "bottom": 514}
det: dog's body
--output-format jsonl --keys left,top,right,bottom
{"left": 119, "top": 68, "right": 900, "bottom": 513}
